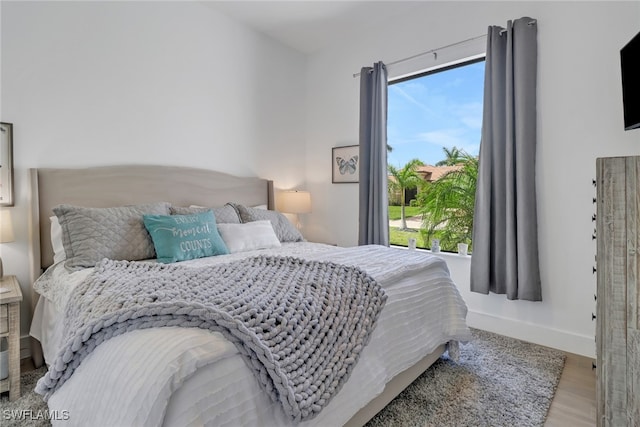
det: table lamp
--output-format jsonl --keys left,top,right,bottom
{"left": 280, "top": 190, "right": 311, "bottom": 230}
{"left": 0, "top": 209, "right": 15, "bottom": 280}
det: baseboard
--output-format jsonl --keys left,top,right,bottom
{"left": 467, "top": 311, "right": 596, "bottom": 358}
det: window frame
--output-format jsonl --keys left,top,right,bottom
{"left": 387, "top": 54, "right": 486, "bottom": 253}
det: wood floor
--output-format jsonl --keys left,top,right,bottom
{"left": 545, "top": 352, "right": 597, "bottom": 426}
{"left": 18, "top": 351, "right": 596, "bottom": 425}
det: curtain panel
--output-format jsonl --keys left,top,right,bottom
{"left": 471, "top": 17, "right": 541, "bottom": 301}
{"left": 358, "top": 62, "right": 390, "bottom": 246}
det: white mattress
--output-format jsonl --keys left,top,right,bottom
{"left": 30, "top": 243, "right": 471, "bottom": 426}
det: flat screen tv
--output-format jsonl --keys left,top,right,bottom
{"left": 621, "top": 31, "right": 640, "bottom": 131}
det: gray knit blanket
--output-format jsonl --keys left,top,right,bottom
{"left": 35, "top": 256, "right": 387, "bottom": 421}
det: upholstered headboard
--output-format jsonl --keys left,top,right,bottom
{"left": 28, "top": 165, "right": 274, "bottom": 279}
{"left": 26, "top": 164, "right": 274, "bottom": 367}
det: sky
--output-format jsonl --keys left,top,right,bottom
{"left": 387, "top": 60, "right": 485, "bottom": 168}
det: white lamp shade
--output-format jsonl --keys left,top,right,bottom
{"left": 0, "top": 210, "right": 15, "bottom": 243}
{"left": 280, "top": 191, "right": 312, "bottom": 214}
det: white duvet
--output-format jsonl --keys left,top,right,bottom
{"left": 31, "top": 243, "right": 471, "bottom": 427}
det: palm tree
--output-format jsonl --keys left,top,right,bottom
{"left": 435, "top": 146, "right": 464, "bottom": 166}
{"left": 388, "top": 158, "right": 424, "bottom": 230}
{"left": 419, "top": 152, "right": 478, "bottom": 251}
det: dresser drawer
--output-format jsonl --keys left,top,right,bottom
{"left": 0, "top": 304, "right": 7, "bottom": 335}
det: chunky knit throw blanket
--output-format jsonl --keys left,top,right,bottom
{"left": 35, "top": 256, "right": 387, "bottom": 421}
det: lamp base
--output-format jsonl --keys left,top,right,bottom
{"left": 290, "top": 214, "right": 302, "bottom": 230}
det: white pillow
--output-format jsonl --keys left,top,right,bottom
{"left": 217, "top": 220, "right": 281, "bottom": 253}
{"left": 50, "top": 216, "right": 66, "bottom": 263}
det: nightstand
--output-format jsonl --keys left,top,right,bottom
{"left": 0, "top": 275, "right": 22, "bottom": 401}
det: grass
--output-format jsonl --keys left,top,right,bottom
{"left": 388, "top": 205, "right": 421, "bottom": 220}
{"left": 389, "top": 227, "right": 429, "bottom": 249}
{"left": 388, "top": 205, "right": 467, "bottom": 252}
{"left": 389, "top": 205, "right": 426, "bottom": 248}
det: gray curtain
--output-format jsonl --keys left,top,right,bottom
{"left": 470, "top": 17, "right": 541, "bottom": 301}
{"left": 358, "top": 61, "right": 389, "bottom": 246}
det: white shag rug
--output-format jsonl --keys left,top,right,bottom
{"left": 366, "top": 328, "right": 566, "bottom": 427}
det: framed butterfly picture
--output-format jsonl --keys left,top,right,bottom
{"left": 332, "top": 145, "right": 359, "bottom": 183}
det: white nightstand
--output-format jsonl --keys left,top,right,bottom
{"left": 0, "top": 275, "right": 22, "bottom": 401}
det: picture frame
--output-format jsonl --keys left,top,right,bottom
{"left": 0, "top": 122, "right": 14, "bottom": 207}
{"left": 332, "top": 145, "right": 359, "bottom": 183}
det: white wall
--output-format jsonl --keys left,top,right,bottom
{"left": 304, "top": 1, "right": 640, "bottom": 357}
{"left": 0, "top": 1, "right": 307, "bottom": 340}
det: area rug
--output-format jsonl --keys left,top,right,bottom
{"left": 366, "top": 328, "right": 566, "bottom": 427}
{"left": 0, "top": 367, "right": 49, "bottom": 427}
{"left": 1, "top": 329, "right": 564, "bottom": 427}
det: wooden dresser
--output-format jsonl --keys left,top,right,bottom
{"left": 596, "top": 156, "right": 639, "bottom": 426}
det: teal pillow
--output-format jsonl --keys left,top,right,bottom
{"left": 143, "top": 211, "right": 229, "bottom": 263}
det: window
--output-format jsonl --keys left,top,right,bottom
{"left": 387, "top": 58, "right": 484, "bottom": 252}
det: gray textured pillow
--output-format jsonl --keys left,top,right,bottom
{"left": 54, "top": 202, "right": 171, "bottom": 270}
{"left": 229, "top": 203, "right": 304, "bottom": 243}
{"left": 169, "top": 205, "right": 240, "bottom": 224}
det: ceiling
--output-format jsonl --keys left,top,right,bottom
{"left": 203, "top": 1, "right": 425, "bottom": 54}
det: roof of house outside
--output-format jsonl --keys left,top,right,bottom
{"left": 387, "top": 164, "right": 462, "bottom": 187}
{"left": 416, "top": 165, "right": 462, "bottom": 182}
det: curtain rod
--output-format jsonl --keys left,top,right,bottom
{"left": 353, "top": 19, "right": 536, "bottom": 78}
{"left": 352, "top": 33, "right": 486, "bottom": 78}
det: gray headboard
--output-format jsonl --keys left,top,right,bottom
{"left": 28, "top": 165, "right": 274, "bottom": 279}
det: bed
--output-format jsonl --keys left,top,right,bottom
{"left": 27, "top": 165, "right": 471, "bottom": 426}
